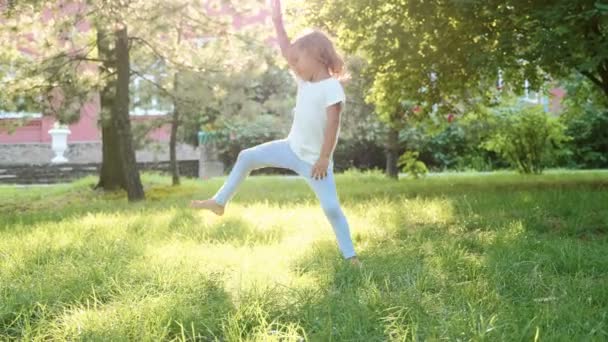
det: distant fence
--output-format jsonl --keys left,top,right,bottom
{"left": 0, "top": 160, "right": 199, "bottom": 185}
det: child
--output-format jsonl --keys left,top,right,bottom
{"left": 191, "top": 0, "right": 360, "bottom": 266}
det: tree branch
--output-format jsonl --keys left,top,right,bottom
{"left": 129, "top": 2, "right": 191, "bottom": 28}
{"left": 130, "top": 68, "right": 209, "bottom": 110}
{"left": 579, "top": 70, "right": 605, "bottom": 89}
{"left": 128, "top": 35, "right": 223, "bottom": 73}
{"left": 130, "top": 69, "right": 175, "bottom": 100}
{"left": 73, "top": 57, "right": 109, "bottom": 63}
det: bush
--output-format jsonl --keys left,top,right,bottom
{"left": 397, "top": 151, "right": 428, "bottom": 178}
{"left": 332, "top": 138, "right": 386, "bottom": 172}
{"left": 214, "top": 115, "right": 387, "bottom": 175}
{"left": 482, "top": 104, "right": 570, "bottom": 174}
{"left": 546, "top": 74, "right": 608, "bottom": 169}
{"left": 400, "top": 120, "right": 506, "bottom": 172}
{"left": 561, "top": 109, "right": 608, "bottom": 169}
{"left": 215, "top": 114, "right": 289, "bottom": 174}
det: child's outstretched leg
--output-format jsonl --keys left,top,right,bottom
{"left": 303, "top": 167, "right": 360, "bottom": 266}
{"left": 190, "top": 139, "right": 299, "bottom": 215}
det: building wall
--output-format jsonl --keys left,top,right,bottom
{"left": 0, "top": 160, "right": 200, "bottom": 185}
{"left": 0, "top": 141, "right": 199, "bottom": 165}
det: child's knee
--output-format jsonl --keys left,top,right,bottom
{"left": 237, "top": 148, "right": 255, "bottom": 164}
{"left": 322, "top": 203, "right": 343, "bottom": 220}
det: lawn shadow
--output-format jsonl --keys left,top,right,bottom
{"left": 276, "top": 180, "right": 608, "bottom": 340}
{"left": 205, "top": 217, "right": 285, "bottom": 246}
{"left": 283, "top": 239, "right": 437, "bottom": 340}
{"left": 4, "top": 172, "right": 608, "bottom": 339}
{"left": 1, "top": 210, "right": 239, "bottom": 340}
{"left": 3, "top": 173, "right": 608, "bottom": 236}
{"left": 473, "top": 218, "right": 608, "bottom": 340}
{"left": 170, "top": 211, "right": 286, "bottom": 246}
{"left": 41, "top": 268, "right": 234, "bottom": 341}
{"left": 0, "top": 229, "right": 143, "bottom": 338}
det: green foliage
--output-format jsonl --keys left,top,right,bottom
{"left": 206, "top": 53, "right": 391, "bottom": 173}
{"left": 482, "top": 104, "right": 570, "bottom": 174}
{"left": 558, "top": 75, "right": 608, "bottom": 169}
{"left": 561, "top": 108, "right": 608, "bottom": 169}
{"left": 339, "top": 56, "right": 386, "bottom": 143}
{"left": 403, "top": 122, "right": 504, "bottom": 172}
{"left": 397, "top": 151, "right": 428, "bottom": 179}
{"left": 331, "top": 55, "right": 388, "bottom": 172}
{"left": 214, "top": 113, "right": 290, "bottom": 169}
{"left": 0, "top": 0, "right": 270, "bottom": 127}
{"left": 176, "top": 55, "right": 296, "bottom": 148}
{"left": 301, "top": 0, "right": 608, "bottom": 153}
{"left": 301, "top": 0, "right": 445, "bottom": 128}
{"left": 332, "top": 137, "right": 386, "bottom": 172}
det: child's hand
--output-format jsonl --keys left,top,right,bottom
{"left": 311, "top": 157, "right": 330, "bottom": 180}
{"left": 270, "top": 0, "right": 282, "bottom": 22}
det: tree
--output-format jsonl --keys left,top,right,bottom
{"left": 128, "top": 3, "right": 278, "bottom": 185}
{"left": 558, "top": 74, "right": 608, "bottom": 169}
{"left": 305, "top": 0, "right": 608, "bottom": 102}
{"left": 301, "top": 0, "right": 608, "bottom": 176}
{"left": 481, "top": 100, "right": 570, "bottom": 174}
{"left": 2, "top": 1, "right": 147, "bottom": 200}
{"left": 1, "top": 0, "right": 267, "bottom": 197}
{"left": 96, "top": 27, "right": 126, "bottom": 192}
{"left": 92, "top": 0, "right": 269, "bottom": 188}
{"left": 299, "top": 1, "right": 452, "bottom": 178}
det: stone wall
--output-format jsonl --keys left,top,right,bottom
{"left": 198, "top": 142, "right": 225, "bottom": 179}
{"left": 0, "top": 160, "right": 200, "bottom": 185}
{"left": 0, "top": 141, "right": 199, "bottom": 164}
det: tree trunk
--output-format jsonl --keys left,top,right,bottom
{"left": 96, "top": 28, "right": 125, "bottom": 190}
{"left": 385, "top": 123, "right": 400, "bottom": 179}
{"left": 98, "top": 93, "right": 125, "bottom": 190}
{"left": 600, "top": 62, "right": 608, "bottom": 99}
{"left": 170, "top": 26, "right": 183, "bottom": 186}
{"left": 170, "top": 72, "right": 181, "bottom": 186}
{"left": 580, "top": 60, "right": 608, "bottom": 100}
{"left": 170, "top": 106, "right": 180, "bottom": 185}
{"left": 113, "top": 26, "right": 145, "bottom": 201}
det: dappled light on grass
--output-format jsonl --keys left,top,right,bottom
{"left": 1, "top": 170, "right": 607, "bottom": 340}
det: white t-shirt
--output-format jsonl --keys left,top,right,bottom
{"left": 287, "top": 76, "right": 346, "bottom": 166}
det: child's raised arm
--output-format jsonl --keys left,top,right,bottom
{"left": 271, "top": 0, "right": 294, "bottom": 66}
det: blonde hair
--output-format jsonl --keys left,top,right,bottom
{"left": 292, "top": 29, "right": 350, "bottom": 81}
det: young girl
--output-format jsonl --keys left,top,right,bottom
{"left": 191, "top": 0, "right": 360, "bottom": 266}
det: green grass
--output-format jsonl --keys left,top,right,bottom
{"left": 1, "top": 169, "right": 607, "bottom": 341}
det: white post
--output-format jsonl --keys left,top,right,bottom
{"left": 48, "top": 122, "right": 71, "bottom": 163}
{"left": 497, "top": 69, "right": 503, "bottom": 90}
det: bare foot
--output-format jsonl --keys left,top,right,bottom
{"left": 190, "top": 199, "right": 225, "bottom": 216}
{"left": 347, "top": 256, "right": 363, "bottom": 268}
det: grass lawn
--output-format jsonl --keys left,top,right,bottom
{"left": 1, "top": 169, "right": 607, "bottom": 341}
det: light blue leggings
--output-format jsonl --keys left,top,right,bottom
{"left": 212, "top": 138, "right": 357, "bottom": 259}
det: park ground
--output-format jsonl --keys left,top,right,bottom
{"left": 1, "top": 169, "right": 607, "bottom": 341}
